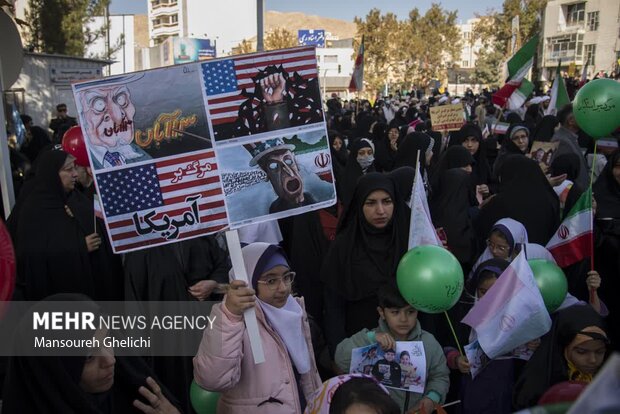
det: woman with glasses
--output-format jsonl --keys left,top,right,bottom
{"left": 493, "top": 123, "right": 532, "bottom": 183}
{"left": 471, "top": 217, "right": 555, "bottom": 276}
{"left": 193, "top": 242, "right": 321, "bottom": 414}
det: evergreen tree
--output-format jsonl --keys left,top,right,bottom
{"left": 26, "top": 0, "right": 112, "bottom": 57}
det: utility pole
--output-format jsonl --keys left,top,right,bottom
{"left": 256, "top": 0, "right": 264, "bottom": 52}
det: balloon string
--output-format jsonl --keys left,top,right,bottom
{"left": 444, "top": 311, "right": 463, "bottom": 355}
{"left": 589, "top": 142, "right": 597, "bottom": 303}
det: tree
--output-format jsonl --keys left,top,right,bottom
{"left": 232, "top": 39, "right": 256, "bottom": 55}
{"left": 353, "top": 9, "right": 400, "bottom": 94}
{"left": 25, "top": 0, "right": 112, "bottom": 57}
{"left": 473, "top": 0, "right": 547, "bottom": 86}
{"left": 264, "top": 28, "right": 297, "bottom": 51}
{"left": 398, "top": 3, "right": 461, "bottom": 90}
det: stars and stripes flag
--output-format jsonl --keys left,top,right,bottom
{"left": 96, "top": 151, "right": 227, "bottom": 253}
{"left": 201, "top": 46, "right": 318, "bottom": 126}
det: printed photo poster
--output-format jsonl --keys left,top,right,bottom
{"left": 530, "top": 141, "right": 559, "bottom": 169}
{"left": 200, "top": 46, "right": 324, "bottom": 142}
{"left": 73, "top": 66, "right": 227, "bottom": 253}
{"left": 464, "top": 340, "right": 490, "bottom": 379}
{"left": 218, "top": 129, "right": 335, "bottom": 228}
{"left": 465, "top": 340, "right": 533, "bottom": 379}
{"left": 350, "top": 342, "right": 426, "bottom": 394}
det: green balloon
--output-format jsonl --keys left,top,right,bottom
{"left": 396, "top": 245, "right": 464, "bottom": 313}
{"left": 190, "top": 380, "right": 219, "bottom": 414}
{"left": 528, "top": 402, "right": 572, "bottom": 414}
{"left": 573, "top": 78, "right": 620, "bottom": 138}
{"left": 528, "top": 259, "right": 568, "bottom": 313}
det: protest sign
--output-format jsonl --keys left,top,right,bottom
{"left": 430, "top": 103, "right": 466, "bottom": 132}
{"left": 73, "top": 46, "right": 335, "bottom": 253}
{"left": 529, "top": 141, "right": 559, "bottom": 169}
{"left": 350, "top": 342, "right": 427, "bottom": 394}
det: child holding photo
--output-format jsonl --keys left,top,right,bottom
{"left": 335, "top": 284, "right": 449, "bottom": 413}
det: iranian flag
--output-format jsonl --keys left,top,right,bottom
{"left": 546, "top": 61, "right": 570, "bottom": 115}
{"left": 349, "top": 36, "right": 364, "bottom": 92}
{"left": 546, "top": 187, "right": 593, "bottom": 268}
{"left": 492, "top": 35, "right": 539, "bottom": 110}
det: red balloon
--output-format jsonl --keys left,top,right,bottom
{"left": 62, "top": 126, "right": 89, "bottom": 167}
{"left": 538, "top": 381, "right": 587, "bottom": 405}
{"left": 0, "top": 218, "right": 15, "bottom": 304}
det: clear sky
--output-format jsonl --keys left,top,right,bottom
{"left": 109, "top": 0, "right": 505, "bottom": 22}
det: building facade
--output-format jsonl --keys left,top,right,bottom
{"left": 147, "top": 0, "right": 257, "bottom": 56}
{"left": 540, "top": 0, "right": 620, "bottom": 80}
{"left": 315, "top": 38, "right": 354, "bottom": 97}
{"left": 456, "top": 18, "right": 483, "bottom": 69}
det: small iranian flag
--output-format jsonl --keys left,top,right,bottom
{"left": 93, "top": 193, "right": 104, "bottom": 220}
{"left": 349, "top": 36, "right": 364, "bottom": 92}
{"left": 546, "top": 187, "right": 592, "bottom": 268}
{"left": 546, "top": 61, "right": 570, "bottom": 116}
{"left": 492, "top": 35, "right": 539, "bottom": 110}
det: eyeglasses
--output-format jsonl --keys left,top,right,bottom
{"left": 486, "top": 239, "right": 509, "bottom": 254}
{"left": 256, "top": 271, "right": 296, "bottom": 291}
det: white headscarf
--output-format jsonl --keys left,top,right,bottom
{"left": 469, "top": 218, "right": 556, "bottom": 281}
{"left": 230, "top": 243, "right": 312, "bottom": 374}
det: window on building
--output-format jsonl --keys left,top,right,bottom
{"left": 463, "top": 32, "right": 470, "bottom": 41}
{"left": 324, "top": 55, "right": 338, "bottom": 64}
{"left": 547, "top": 33, "right": 584, "bottom": 60}
{"left": 462, "top": 60, "right": 469, "bottom": 68}
{"left": 316, "top": 56, "right": 320, "bottom": 62}
{"left": 584, "top": 44, "right": 596, "bottom": 66}
{"left": 566, "top": 3, "right": 585, "bottom": 25}
{"left": 587, "top": 11, "right": 599, "bottom": 31}
{"left": 152, "top": 18, "right": 161, "bottom": 27}
{"left": 170, "top": 14, "right": 178, "bottom": 23}
{"left": 152, "top": 0, "right": 160, "bottom": 6}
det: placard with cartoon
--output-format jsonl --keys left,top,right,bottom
{"left": 200, "top": 46, "right": 324, "bottom": 142}
{"left": 217, "top": 129, "right": 335, "bottom": 227}
{"left": 72, "top": 47, "right": 334, "bottom": 253}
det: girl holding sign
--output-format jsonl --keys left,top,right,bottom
{"left": 193, "top": 243, "right": 321, "bottom": 413}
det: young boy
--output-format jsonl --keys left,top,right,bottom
{"left": 335, "top": 284, "right": 450, "bottom": 413}
{"left": 372, "top": 348, "right": 402, "bottom": 388}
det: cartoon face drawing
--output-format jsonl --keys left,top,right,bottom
{"left": 79, "top": 85, "right": 136, "bottom": 149}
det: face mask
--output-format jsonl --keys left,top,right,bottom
{"left": 357, "top": 155, "right": 374, "bottom": 170}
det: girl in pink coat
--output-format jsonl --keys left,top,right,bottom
{"left": 193, "top": 242, "right": 322, "bottom": 413}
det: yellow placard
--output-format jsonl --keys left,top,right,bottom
{"left": 568, "top": 63, "right": 576, "bottom": 77}
{"left": 430, "top": 103, "right": 466, "bottom": 132}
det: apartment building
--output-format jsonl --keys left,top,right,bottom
{"left": 540, "top": 0, "right": 620, "bottom": 79}
{"left": 148, "top": 0, "right": 257, "bottom": 56}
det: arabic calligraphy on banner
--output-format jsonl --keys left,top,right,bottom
{"left": 430, "top": 103, "right": 466, "bottom": 132}
{"left": 73, "top": 46, "right": 336, "bottom": 253}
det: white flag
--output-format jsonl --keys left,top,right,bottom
{"left": 462, "top": 250, "right": 552, "bottom": 359}
{"left": 408, "top": 166, "right": 442, "bottom": 249}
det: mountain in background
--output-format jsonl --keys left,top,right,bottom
{"left": 265, "top": 11, "right": 357, "bottom": 40}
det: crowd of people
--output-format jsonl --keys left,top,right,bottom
{"left": 1, "top": 83, "right": 619, "bottom": 414}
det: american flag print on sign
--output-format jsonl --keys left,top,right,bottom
{"left": 96, "top": 151, "right": 227, "bottom": 253}
{"left": 202, "top": 46, "right": 324, "bottom": 140}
